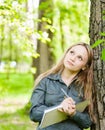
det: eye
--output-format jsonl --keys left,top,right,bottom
{"left": 78, "top": 56, "right": 83, "bottom": 61}
{"left": 70, "top": 50, "right": 74, "bottom": 55}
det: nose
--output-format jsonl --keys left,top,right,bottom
{"left": 70, "top": 55, "right": 76, "bottom": 61}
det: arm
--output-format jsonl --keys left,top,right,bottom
{"left": 68, "top": 86, "right": 92, "bottom": 128}
{"left": 70, "top": 110, "right": 92, "bottom": 129}
{"left": 29, "top": 78, "right": 48, "bottom": 122}
{"left": 59, "top": 97, "right": 92, "bottom": 129}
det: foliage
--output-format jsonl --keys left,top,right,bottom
{"left": 0, "top": 111, "right": 36, "bottom": 130}
{"left": 51, "top": 0, "right": 90, "bottom": 61}
{"left": 0, "top": 73, "right": 34, "bottom": 98}
{"left": 0, "top": 0, "right": 89, "bottom": 67}
{"left": 0, "top": 0, "right": 39, "bottom": 65}
{"left": 0, "top": 72, "right": 35, "bottom": 130}
{"left": 91, "top": 38, "right": 105, "bottom": 60}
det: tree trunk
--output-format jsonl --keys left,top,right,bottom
{"left": 59, "top": 13, "right": 65, "bottom": 52}
{"left": 32, "top": 0, "right": 54, "bottom": 79}
{"left": 0, "top": 25, "right": 4, "bottom": 64}
{"left": 89, "top": 0, "right": 105, "bottom": 130}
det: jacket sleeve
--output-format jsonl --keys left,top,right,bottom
{"left": 70, "top": 110, "right": 92, "bottom": 129}
{"left": 29, "top": 78, "right": 48, "bottom": 122}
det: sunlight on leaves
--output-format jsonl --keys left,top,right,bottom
{"left": 91, "top": 39, "right": 105, "bottom": 48}
{"left": 101, "top": 49, "right": 105, "bottom": 60}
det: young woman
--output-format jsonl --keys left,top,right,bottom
{"left": 29, "top": 42, "right": 95, "bottom": 130}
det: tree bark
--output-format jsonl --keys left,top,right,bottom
{"left": 32, "top": 0, "right": 54, "bottom": 79}
{"left": 89, "top": 0, "right": 105, "bottom": 130}
{"left": 59, "top": 13, "right": 65, "bottom": 52}
{"left": 0, "top": 25, "right": 4, "bottom": 64}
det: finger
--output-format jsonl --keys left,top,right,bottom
{"left": 65, "top": 98, "right": 75, "bottom": 105}
{"left": 61, "top": 103, "right": 69, "bottom": 112}
{"left": 68, "top": 108, "right": 76, "bottom": 115}
{"left": 68, "top": 103, "right": 76, "bottom": 107}
{"left": 58, "top": 107, "right": 64, "bottom": 112}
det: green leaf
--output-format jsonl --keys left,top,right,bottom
{"left": 91, "top": 39, "right": 105, "bottom": 48}
{"left": 32, "top": 53, "right": 40, "bottom": 59}
{"left": 101, "top": 49, "right": 105, "bottom": 60}
{"left": 100, "top": 32, "right": 105, "bottom": 36}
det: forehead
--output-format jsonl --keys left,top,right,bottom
{"left": 70, "top": 45, "right": 88, "bottom": 58}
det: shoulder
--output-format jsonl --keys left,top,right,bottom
{"left": 47, "top": 73, "right": 61, "bottom": 80}
{"left": 36, "top": 73, "right": 60, "bottom": 85}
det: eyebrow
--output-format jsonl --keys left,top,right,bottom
{"left": 71, "top": 48, "right": 85, "bottom": 60}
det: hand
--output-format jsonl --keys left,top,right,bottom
{"left": 58, "top": 97, "right": 76, "bottom": 116}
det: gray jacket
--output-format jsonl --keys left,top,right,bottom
{"left": 29, "top": 73, "right": 92, "bottom": 130}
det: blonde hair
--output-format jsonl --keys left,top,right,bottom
{"left": 35, "top": 42, "right": 96, "bottom": 122}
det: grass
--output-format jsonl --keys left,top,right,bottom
{"left": 0, "top": 72, "right": 37, "bottom": 130}
{"left": 0, "top": 73, "right": 34, "bottom": 98}
{"left": 0, "top": 111, "right": 37, "bottom": 130}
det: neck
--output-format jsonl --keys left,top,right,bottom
{"left": 61, "top": 69, "right": 78, "bottom": 86}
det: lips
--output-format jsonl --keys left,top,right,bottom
{"left": 67, "top": 60, "right": 74, "bottom": 66}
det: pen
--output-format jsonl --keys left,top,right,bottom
{"left": 61, "top": 88, "right": 69, "bottom": 98}
{"left": 61, "top": 88, "right": 75, "bottom": 105}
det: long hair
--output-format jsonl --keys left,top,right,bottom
{"left": 35, "top": 42, "right": 96, "bottom": 122}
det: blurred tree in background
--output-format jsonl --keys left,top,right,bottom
{"left": 0, "top": 0, "right": 89, "bottom": 78}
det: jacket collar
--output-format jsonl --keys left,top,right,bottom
{"left": 47, "top": 72, "right": 78, "bottom": 85}
{"left": 47, "top": 73, "right": 63, "bottom": 82}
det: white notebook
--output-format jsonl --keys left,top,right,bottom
{"left": 39, "top": 100, "right": 90, "bottom": 128}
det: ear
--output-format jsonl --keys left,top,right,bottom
{"left": 82, "top": 66, "right": 86, "bottom": 70}
{"left": 82, "top": 64, "right": 88, "bottom": 70}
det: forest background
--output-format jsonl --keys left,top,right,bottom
{"left": 0, "top": 0, "right": 103, "bottom": 130}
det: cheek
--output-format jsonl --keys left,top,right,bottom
{"left": 63, "top": 57, "right": 68, "bottom": 65}
{"left": 77, "top": 63, "right": 86, "bottom": 69}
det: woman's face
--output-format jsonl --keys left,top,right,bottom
{"left": 63, "top": 45, "right": 88, "bottom": 72}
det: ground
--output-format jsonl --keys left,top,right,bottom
{"left": 0, "top": 96, "right": 37, "bottom": 130}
